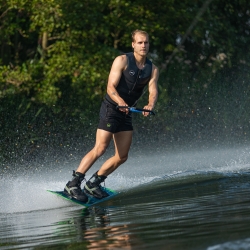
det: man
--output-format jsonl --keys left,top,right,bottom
{"left": 64, "top": 29, "right": 159, "bottom": 202}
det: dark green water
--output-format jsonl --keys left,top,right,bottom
{"left": 1, "top": 146, "right": 250, "bottom": 250}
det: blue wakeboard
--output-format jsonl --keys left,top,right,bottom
{"left": 47, "top": 187, "right": 117, "bottom": 207}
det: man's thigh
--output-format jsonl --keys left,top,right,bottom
{"left": 113, "top": 131, "right": 133, "bottom": 156}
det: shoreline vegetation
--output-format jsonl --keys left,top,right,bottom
{"left": 1, "top": 0, "right": 250, "bottom": 169}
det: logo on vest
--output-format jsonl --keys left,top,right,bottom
{"left": 129, "top": 70, "right": 135, "bottom": 76}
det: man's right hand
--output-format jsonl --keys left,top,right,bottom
{"left": 117, "top": 101, "right": 129, "bottom": 114}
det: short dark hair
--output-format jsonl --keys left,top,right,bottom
{"left": 131, "top": 29, "right": 149, "bottom": 42}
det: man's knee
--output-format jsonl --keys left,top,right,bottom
{"left": 98, "top": 147, "right": 107, "bottom": 157}
{"left": 94, "top": 144, "right": 108, "bottom": 157}
{"left": 117, "top": 155, "right": 128, "bottom": 165}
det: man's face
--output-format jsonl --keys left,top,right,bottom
{"left": 132, "top": 33, "right": 149, "bottom": 56}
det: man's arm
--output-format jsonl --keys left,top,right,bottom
{"left": 106, "top": 55, "right": 129, "bottom": 112}
{"left": 143, "top": 64, "right": 159, "bottom": 116}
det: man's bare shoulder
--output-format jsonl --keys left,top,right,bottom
{"left": 114, "top": 54, "right": 127, "bottom": 63}
{"left": 112, "top": 54, "right": 128, "bottom": 70}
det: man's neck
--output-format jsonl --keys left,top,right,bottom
{"left": 134, "top": 53, "right": 146, "bottom": 69}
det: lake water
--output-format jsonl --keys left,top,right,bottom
{"left": 1, "top": 144, "right": 250, "bottom": 249}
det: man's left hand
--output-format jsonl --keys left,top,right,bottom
{"left": 142, "top": 105, "right": 153, "bottom": 117}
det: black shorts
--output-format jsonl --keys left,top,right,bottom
{"left": 98, "top": 100, "right": 133, "bottom": 133}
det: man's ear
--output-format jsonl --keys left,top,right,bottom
{"left": 132, "top": 42, "right": 134, "bottom": 49}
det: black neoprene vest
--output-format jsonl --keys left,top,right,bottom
{"left": 105, "top": 52, "right": 152, "bottom": 107}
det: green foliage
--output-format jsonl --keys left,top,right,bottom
{"left": 1, "top": 0, "right": 250, "bottom": 165}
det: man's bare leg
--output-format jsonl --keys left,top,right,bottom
{"left": 84, "top": 130, "right": 133, "bottom": 198}
{"left": 76, "top": 129, "right": 113, "bottom": 174}
{"left": 98, "top": 130, "right": 133, "bottom": 176}
{"left": 64, "top": 129, "right": 112, "bottom": 201}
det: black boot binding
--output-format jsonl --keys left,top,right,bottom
{"left": 64, "top": 171, "right": 88, "bottom": 202}
{"left": 84, "top": 171, "right": 109, "bottom": 199}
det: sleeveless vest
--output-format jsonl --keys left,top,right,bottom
{"left": 105, "top": 52, "right": 152, "bottom": 107}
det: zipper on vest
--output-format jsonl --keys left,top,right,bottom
{"left": 128, "top": 69, "right": 141, "bottom": 95}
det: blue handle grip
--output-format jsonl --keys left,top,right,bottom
{"left": 116, "top": 106, "right": 155, "bottom": 115}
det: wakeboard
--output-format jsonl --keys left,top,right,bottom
{"left": 47, "top": 187, "right": 117, "bottom": 207}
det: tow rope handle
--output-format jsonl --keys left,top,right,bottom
{"left": 116, "top": 106, "right": 155, "bottom": 115}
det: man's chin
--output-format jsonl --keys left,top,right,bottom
{"left": 140, "top": 51, "right": 148, "bottom": 55}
